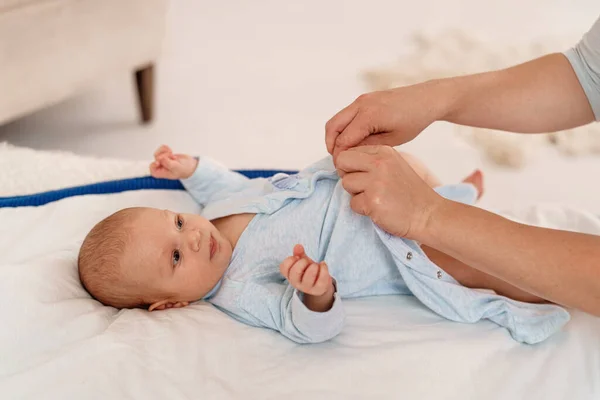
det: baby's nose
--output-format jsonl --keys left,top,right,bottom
{"left": 188, "top": 231, "right": 202, "bottom": 252}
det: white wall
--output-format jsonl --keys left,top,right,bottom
{"left": 1, "top": 0, "right": 599, "bottom": 211}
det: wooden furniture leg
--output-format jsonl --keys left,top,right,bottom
{"left": 135, "top": 64, "right": 154, "bottom": 124}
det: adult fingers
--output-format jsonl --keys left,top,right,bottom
{"left": 325, "top": 103, "right": 359, "bottom": 155}
{"left": 349, "top": 192, "right": 370, "bottom": 216}
{"left": 335, "top": 145, "right": 384, "bottom": 173}
{"left": 341, "top": 171, "right": 370, "bottom": 195}
{"left": 356, "top": 132, "right": 401, "bottom": 148}
{"left": 331, "top": 111, "right": 376, "bottom": 160}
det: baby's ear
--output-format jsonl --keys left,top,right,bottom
{"left": 172, "top": 301, "right": 189, "bottom": 309}
{"left": 148, "top": 300, "right": 189, "bottom": 311}
{"left": 148, "top": 300, "right": 169, "bottom": 311}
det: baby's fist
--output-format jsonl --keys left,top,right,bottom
{"left": 279, "top": 244, "right": 332, "bottom": 296}
{"left": 150, "top": 145, "right": 198, "bottom": 180}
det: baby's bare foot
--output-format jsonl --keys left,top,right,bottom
{"left": 462, "top": 169, "right": 484, "bottom": 199}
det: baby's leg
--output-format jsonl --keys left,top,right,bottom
{"left": 421, "top": 245, "right": 546, "bottom": 303}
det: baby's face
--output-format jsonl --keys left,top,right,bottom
{"left": 126, "top": 208, "right": 232, "bottom": 307}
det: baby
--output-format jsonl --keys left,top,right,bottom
{"left": 78, "top": 145, "right": 570, "bottom": 344}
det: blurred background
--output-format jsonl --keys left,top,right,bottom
{"left": 0, "top": 0, "right": 599, "bottom": 211}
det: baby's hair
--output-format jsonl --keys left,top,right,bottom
{"left": 78, "top": 207, "right": 145, "bottom": 309}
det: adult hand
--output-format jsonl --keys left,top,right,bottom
{"left": 326, "top": 53, "right": 596, "bottom": 162}
{"left": 337, "top": 145, "right": 444, "bottom": 240}
{"left": 325, "top": 83, "right": 444, "bottom": 160}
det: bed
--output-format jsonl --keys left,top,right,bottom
{"left": 1, "top": 143, "right": 599, "bottom": 399}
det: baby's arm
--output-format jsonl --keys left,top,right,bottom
{"left": 150, "top": 145, "right": 252, "bottom": 205}
{"left": 279, "top": 244, "right": 335, "bottom": 312}
{"left": 180, "top": 157, "right": 252, "bottom": 205}
{"left": 234, "top": 245, "right": 344, "bottom": 344}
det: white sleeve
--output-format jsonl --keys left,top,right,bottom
{"left": 564, "top": 15, "right": 600, "bottom": 121}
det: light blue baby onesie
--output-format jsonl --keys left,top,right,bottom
{"left": 181, "top": 157, "right": 570, "bottom": 345}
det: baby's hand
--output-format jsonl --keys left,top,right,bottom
{"left": 279, "top": 244, "right": 332, "bottom": 296}
{"left": 149, "top": 145, "right": 198, "bottom": 180}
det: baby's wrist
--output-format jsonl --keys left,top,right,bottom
{"left": 302, "top": 281, "right": 336, "bottom": 312}
{"left": 180, "top": 157, "right": 199, "bottom": 179}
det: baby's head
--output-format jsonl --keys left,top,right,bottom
{"left": 78, "top": 207, "right": 232, "bottom": 311}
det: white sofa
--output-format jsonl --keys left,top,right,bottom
{"left": 0, "top": 0, "right": 168, "bottom": 125}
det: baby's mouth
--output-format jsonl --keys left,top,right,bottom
{"left": 209, "top": 235, "right": 217, "bottom": 259}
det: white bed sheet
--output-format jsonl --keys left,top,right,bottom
{"left": 1, "top": 190, "right": 599, "bottom": 400}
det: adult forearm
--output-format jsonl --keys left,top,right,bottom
{"left": 432, "top": 53, "right": 595, "bottom": 133}
{"left": 423, "top": 200, "right": 600, "bottom": 316}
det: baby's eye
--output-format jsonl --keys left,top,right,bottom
{"left": 172, "top": 250, "right": 181, "bottom": 267}
{"left": 176, "top": 215, "right": 184, "bottom": 230}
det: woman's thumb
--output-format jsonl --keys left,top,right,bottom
{"left": 333, "top": 116, "right": 371, "bottom": 159}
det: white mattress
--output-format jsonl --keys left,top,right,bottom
{"left": 1, "top": 187, "right": 599, "bottom": 399}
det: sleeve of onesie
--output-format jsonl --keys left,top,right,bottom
{"left": 563, "top": 15, "right": 600, "bottom": 121}
{"left": 179, "top": 156, "right": 252, "bottom": 205}
{"left": 236, "top": 278, "right": 345, "bottom": 344}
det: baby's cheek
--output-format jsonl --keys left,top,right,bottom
{"left": 194, "top": 262, "right": 214, "bottom": 286}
